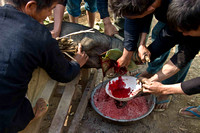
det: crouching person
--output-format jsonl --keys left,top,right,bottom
{"left": 139, "top": 0, "right": 200, "bottom": 119}
{"left": 0, "top": 0, "right": 88, "bottom": 132}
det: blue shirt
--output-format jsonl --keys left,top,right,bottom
{"left": 0, "top": 4, "right": 80, "bottom": 130}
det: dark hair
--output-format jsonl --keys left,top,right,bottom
{"left": 167, "top": 0, "right": 200, "bottom": 31}
{"left": 7, "top": 0, "right": 62, "bottom": 10}
{"left": 109, "top": 0, "right": 152, "bottom": 17}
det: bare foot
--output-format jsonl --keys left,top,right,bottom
{"left": 33, "top": 98, "right": 48, "bottom": 119}
{"left": 179, "top": 106, "right": 200, "bottom": 118}
{"left": 154, "top": 95, "right": 172, "bottom": 111}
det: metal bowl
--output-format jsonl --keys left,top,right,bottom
{"left": 91, "top": 80, "right": 156, "bottom": 122}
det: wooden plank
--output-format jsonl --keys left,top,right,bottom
{"left": 79, "top": 68, "right": 90, "bottom": 92}
{"left": 48, "top": 75, "right": 80, "bottom": 133}
{"left": 68, "top": 69, "right": 97, "bottom": 133}
{"left": 20, "top": 79, "right": 58, "bottom": 133}
{"left": 40, "top": 79, "right": 58, "bottom": 100}
{"left": 73, "top": 69, "right": 90, "bottom": 100}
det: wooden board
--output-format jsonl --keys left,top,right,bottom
{"left": 79, "top": 68, "right": 91, "bottom": 92}
{"left": 68, "top": 69, "right": 97, "bottom": 133}
{"left": 48, "top": 75, "right": 80, "bottom": 133}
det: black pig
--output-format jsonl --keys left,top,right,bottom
{"left": 46, "top": 22, "right": 124, "bottom": 68}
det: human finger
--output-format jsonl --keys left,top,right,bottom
{"left": 142, "top": 88, "right": 153, "bottom": 93}
{"left": 77, "top": 43, "right": 82, "bottom": 54}
{"left": 142, "top": 83, "right": 150, "bottom": 89}
{"left": 84, "top": 53, "right": 88, "bottom": 58}
{"left": 136, "top": 79, "right": 141, "bottom": 84}
{"left": 138, "top": 77, "right": 148, "bottom": 84}
{"left": 82, "top": 51, "right": 86, "bottom": 55}
{"left": 85, "top": 54, "right": 89, "bottom": 61}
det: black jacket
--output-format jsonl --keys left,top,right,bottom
{"left": 0, "top": 4, "right": 80, "bottom": 132}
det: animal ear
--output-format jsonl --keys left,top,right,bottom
{"left": 24, "top": 1, "right": 37, "bottom": 16}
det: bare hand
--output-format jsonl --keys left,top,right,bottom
{"left": 117, "top": 56, "right": 131, "bottom": 68}
{"left": 138, "top": 45, "right": 151, "bottom": 63}
{"left": 142, "top": 81, "right": 164, "bottom": 94}
{"left": 103, "top": 17, "right": 118, "bottom": 36}
{"left": 136, "top": 77, "right": 151, "bottom": 94}
{"left": 104, "top": 23, "right": 118, "bottom": 36}
{"left": 137, "top": 77, "right": 151, "bottom": 84}
{"left": 74, "top": 43, "right": 89, "bottom": 67}
{"left": 117, "top": 49, "right": 133, "bottom": 67}
{"left": 51, "top": 29, "right": 60, "bottom": 39}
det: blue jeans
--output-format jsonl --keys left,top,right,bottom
{"left": 66, "top": 0, "right": 97, "bottom": 17}
{"left": 147, "top": 21, "right": 191, "bottom": 84}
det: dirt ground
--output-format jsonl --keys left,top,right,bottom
{"left": 40, "top": 11, "right": 200, "bottom": 133}
{"left": 77, "top": 57, "right": 200, "bottom": 133}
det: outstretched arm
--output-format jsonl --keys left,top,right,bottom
{"left": 141, "top": 77, "right": 200, "bottom": 95}
{"left": 142, "top": 81, "right": 184, "bottom": 95}
{"left": 117, "top": 15, "right": 152, "bottom": 67}
{"left": 41, "top": 38, "right": 88, "bottom": 83}
{"left": 149, "top": 60, "right": 180, "bottom": 82}
{"left": 51, "top": 4, "right": 65, "bottom": 38}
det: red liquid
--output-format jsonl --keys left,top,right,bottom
{"left": 100, "top": 57, "right": 127, "bottom": 76}
{"left": 93, "top": 87, "right": 149, "bottom": 120}
{"left": 113, "top": 61, "right": 127, "bottom": 75}
{"left": 109, "top": 76, "right": 131, "bottom": 98}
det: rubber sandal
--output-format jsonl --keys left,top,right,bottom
{"left": 154, "top": 95, "right": 172, "bottom": 112}
{"left": 179, "top": 106, "right": 200, "bottom": 119}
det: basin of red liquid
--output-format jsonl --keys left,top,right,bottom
{"left": 91, "top": 80, "right": 156, "bottom": 122}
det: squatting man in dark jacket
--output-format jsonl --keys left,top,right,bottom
{"left": 140, "top": 0, "right": 200, "bottom": 119}
{"left": 0, "top": 0, "right": 88, "bottom": 132}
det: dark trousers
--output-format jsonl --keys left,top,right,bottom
{"left": 0, "top": 97, "right": 34, "bottom": 133}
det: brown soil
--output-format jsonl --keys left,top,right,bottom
{"left": 77, "top": 56, "right": 200, "bottom": 133}
{"left": 40, "top": 12, "right": 200, "bottom": 133}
